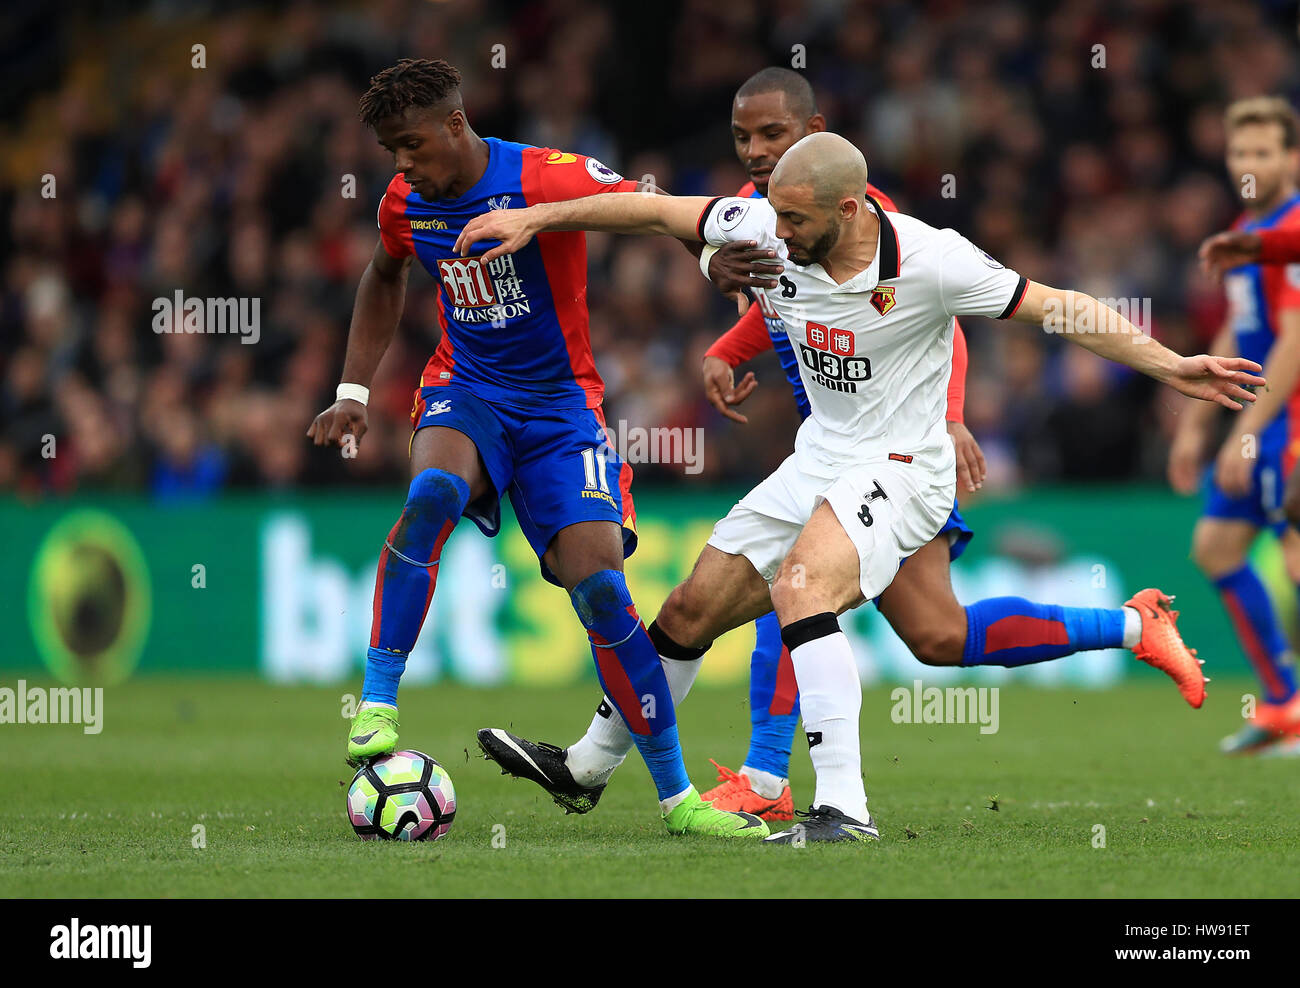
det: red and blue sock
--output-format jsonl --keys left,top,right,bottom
{"left": 361, "top": 468, "right": 468, "bottom": 705}
{"left": 1214, "top": 564, "right": 1296, "bottom": 703}
{"left": 571, "top": 569, "right": 689, "bottom": 801}
{"left": 744, "top": 610, "right": 800, "bottom": 779}
{"left": 961, "top": 597, "right": 1125, "bottom": 666}
{"left": 744, "top": 598, "right": 1127, "bottom": 770}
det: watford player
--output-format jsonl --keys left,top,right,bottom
{"left": 465, "top": 127, "right": 1254, "bottom": 842}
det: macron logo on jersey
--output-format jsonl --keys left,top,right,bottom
{"left": 423, "top": 400, "right": 452, "bottom": 417}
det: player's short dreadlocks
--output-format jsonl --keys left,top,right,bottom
{"left": 359, "top": 58, "right": 463, "bottom": 127}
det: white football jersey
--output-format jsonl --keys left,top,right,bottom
{"left": 699, "top": 195, "right": 1027, "bottom": 476}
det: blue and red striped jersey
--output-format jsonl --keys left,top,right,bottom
{"left": 1224, "top": 192, "right": 1300, "bottom": 451}
{"left": 378, "top": 138, "right": 638, "bottom": 409}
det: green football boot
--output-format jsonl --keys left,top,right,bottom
{"left": 346, "top": 705, "right": 399, "bottom": 766}
{"left": 662, "top": 787, "right": 769, "bottom": 839}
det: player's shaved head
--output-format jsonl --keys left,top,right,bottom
{"left": 770, "top": 132, "right": 869, "bottom": 210}
{"left": 766, "top": 134, "right": 875, "bottom": 267}
{"left": 359, "top": 58, "right": 464, "bottom": 127}
{"left": 735, "top": 67, "right": 818, "bottom": 120}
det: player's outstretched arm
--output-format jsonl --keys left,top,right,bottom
{"left": 1198, "top": 230, "right": 1261, "bottom": 278}
{"left": 455, "top": 193, "right": 715, "bottom": 263}
{"left": 1011, "top": 281, "right": 1265, "bottom": 410}
{"left": 307, "top": 240, "right": 412, "bottom": 448}
{"left": 1200, "top": 227, "right": 1300, "bottom": 277}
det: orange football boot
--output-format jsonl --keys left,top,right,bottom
{"left": 700, "top": 760, "right": 794, "bottom": 822}
{"left": 1221, "top": 694, "right": 1300, "bottom": 754}
{"left": 1253, "top": 693, "right": 1300, "bottom": 732}
{"left": 1258, "top": 735, "right": 1300, "bottom": 758}
{"left": 1125, "top": 588, "right": 1207, "bottom": 708}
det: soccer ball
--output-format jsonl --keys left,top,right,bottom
{"left": 347, "top": 750, "right": 456, "bottom": 841}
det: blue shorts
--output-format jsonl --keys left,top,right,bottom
{"left": 871, "top": 499, "right": 973, "bottom": 607}
{"left": 411, "top": 385, "right": 636, "bottom": 585}
{"left": 1201, "top": 443, "right": 1288, "bottom": 536}
{"left": 941, "top": 500, "right": 974, "bottom": 562}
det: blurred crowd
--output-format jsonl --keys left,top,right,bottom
{"left": 3, "top": 0, "right": 1299, "bottom": 499}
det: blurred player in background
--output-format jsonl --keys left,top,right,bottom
{"left": 308, "top": 58, "right": 767, "bottom": 839}
{"left": 463, "top": 131, "right": 1251, "bottom": 842}
{"left": 1172, "top": 97, "right": 1300, "bottom": 755}
{"left": 1201, "top": 124, "right": 1300, "bottom": 538}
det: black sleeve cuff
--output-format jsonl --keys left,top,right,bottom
{"left": 696, "top": 197, "right": 724, "bottom": 242}
{"left": 997, "top": 276, "right": 1029, "bottom": 319}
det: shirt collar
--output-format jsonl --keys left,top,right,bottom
{"left": 869, "top": 194, "right": 901, "bottom": 280}
{"left": 804, "top": 194, "right": 901, "bottom": 292}
{"left": 1243, "top": 191, "right": 1300, "bottom": 232}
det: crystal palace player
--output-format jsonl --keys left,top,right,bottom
{"left": 457, "top": 131, "right": 1259, "bottom": 843}
{"left": 1178, "top": 97, "right": 1300, "bottom": 755}
{"left": 479, "top": 70, "right": 1219, "bottom": 825}
{"left": 307, "top": 59, "right": 766, "bottom": 839}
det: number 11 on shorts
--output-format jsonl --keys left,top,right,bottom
{"left": 582, "top": 447, "right": 611, "bottom": 494}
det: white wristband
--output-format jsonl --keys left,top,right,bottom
{"left": 699, "top": 243, "right": 720, "bottom": 281}
{"left": 336, "top": 383, "right": 370, "bottom": 406}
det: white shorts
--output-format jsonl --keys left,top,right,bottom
{"left": 707, "top": 446, "right": 956, "bottom": 602}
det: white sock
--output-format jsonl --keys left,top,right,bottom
{"left": 1122, "top": 606, "right": 1141, "bottom": 649}
{"left": 661, "top": 654, "right": 703, "bottom": 709}
{"left": 787, "top": 622, "right": 869, "bottom": 823}
{"left": 359, "top": 700, "right": 396, "bottom": 712}
{"left": 659, "top": 786, "right": 694, "bottom": 814}
{"left": 565, "top": 653, "right": 705, "bottom": 788}
{"left": 740, "top": 765, "right": 787, "bottom": 800}
{"left": 564, "top": 700, "right": 629, "bottom": 788}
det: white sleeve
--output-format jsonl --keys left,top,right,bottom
{"left": 937, "top": 230, "right": 1027, "bottom": 319}
{"left": 697, "top": 196, "right": 778, "bottom": 249}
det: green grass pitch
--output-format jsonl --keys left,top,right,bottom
{"left": 2, "top": 677, "right": 1296, "bottom": 898}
